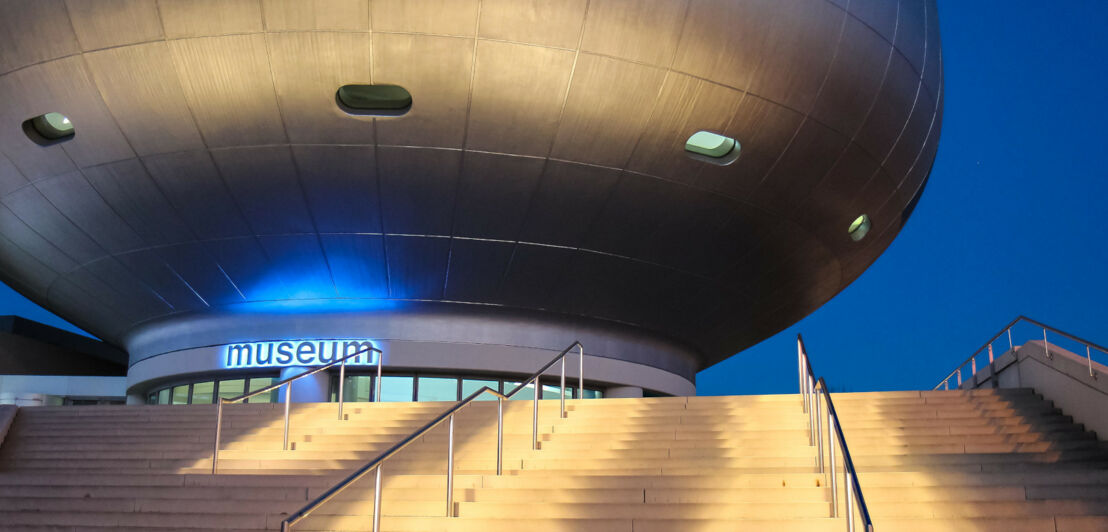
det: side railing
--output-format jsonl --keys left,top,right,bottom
{"left": 798, "top": 334, "right": 874, "bottom": 532}
{"left": 935, "top": 315, "right": 1107, "bottom": 390}
{"left": 212, "top": 345, "right": 383, "bottom": 473}
{"left": 280, "top": 341, "right": 586, "bottom": 532}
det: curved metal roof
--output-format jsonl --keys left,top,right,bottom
{"left": 0, "top": 0, "right": 943, "bottom": 368}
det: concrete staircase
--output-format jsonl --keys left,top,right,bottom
{"left": 0, "top": 389, "right": 1105, "bottom": 531}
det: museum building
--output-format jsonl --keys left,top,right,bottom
{"left": 0, "top": 0, "right": 941, "bottom": 406}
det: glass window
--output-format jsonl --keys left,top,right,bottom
{"left": 247, "top": 378, "right": 277, "bottom": 403}
{"left": 417, "top": 377, "right": 458, "bottom": 402}
{"left": 191, "top": 381, "right": 214, "bottom": 404}
{"left": 336, "top": 84, "right": 412, "bottom": 116}
{"left": 171, "top": 385, "right": 189, "bottom": 405}
{"left": 157, "top": 388, "right": 169, "bottom": 404}
{"left": 218, "top": 379, "right": 245, "bottom": 401}
{"left": 341, "top": 375, "right": 374, "bottom": 403}
{"left": 685, "top": 130, "right": 740, "bottom": 165}
{"left": 461, "top": 379, "right": 499, "bottom": 401}
{"left": 506, "top": 381, "right": 535, "bottom": 401}
{"left": 147, "top": 393, "right": 156, "bottom": 405}
{"left": 848, "top": 214, "right": 871, "bottom": 242}
{"left": 581, "top": 389, "right": 602, "bottom": 399}
{"left": 541, "top": 384, "right": 562, "bottom": 400}
{"left": 23, "top": 112, "right": 75, "bottom": 145}
{"left": 379, "top": 376, "right": 414, "bottom": 402}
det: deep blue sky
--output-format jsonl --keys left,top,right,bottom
{"left": 2, "top": 1, "right": 1105, "bottom": 395}
{"left": 701, "top": 0, "right": 1108, "bottom": 394}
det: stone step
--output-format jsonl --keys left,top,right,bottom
{"left": 451, "top": 501, "right": 823, "bottom": 519}
{"left": 0, "top": 511, "right": 270, "bottom": 529}
{"left": 3, "top": 388, "right": 1104, "bottom": 532}
{"left": 627, "top": 517, "right": 1081, "bottom": 532}
{"left": 533, "top": 431, "right": 1097, "bottom": 449}
{"left": 0, "top": 484, "right": 311, "bottom": 501}
{"left": 546, "top": 416, "right": 1076, "bottom": 433}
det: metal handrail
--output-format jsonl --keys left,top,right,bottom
{"left": 212, "top": 345, "right": 383, "bottom": 473}
{"left": 280, "top": 341, "right": 586, "bottom": 531}
{"left": 935, "top": 315, "right": 1106, "bottom": 390}
{"left": 817, "top": 376, "right": 874, "bottom": 531}
{"left": 798, "top": 334, "right": 874, "bottom": 532}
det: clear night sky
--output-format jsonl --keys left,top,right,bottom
{"left": 701, "top": 0, "right": 1108, "bottom": 394}
{"left": 2, "top": 1, "right": 1105, "bottom": 396}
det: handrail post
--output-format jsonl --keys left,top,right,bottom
{"left": 971, "top": 355, "right": 977, "bottom": 375}
{"left": 210, "top": 347, "right": 379, "bottom": 475}
{"left": 798, "top": 340, "right": 807, "bottom": 412}
{"left": 212, "top": 399, "right": 223, "bottom": 474}
{"left": 338, "top": 357, "right": 346, "bottom": 420}
{"left": 806, "top": 374, "right": 812, "bottom": 444}
{"left": 808, "top": 375, "right": 816, "bottom": 445}
{"left": 800, "top": 354, "right": 806, "bottom": 411}
{"left": 797, "top": 341, "right": 806, "bottom": 407}
{"left": 277, "top": 341, "right": 582, "bottom": 529}
{"left": 828, "top": 406, "right": 838, "bottom": 518}
{"left": 446, "top": 413, "right": 454, "bottom": 517}
{"left": 578, "top": 344, "right": 584, "bottom": 397}
{"left": 805, "top": 354, "right": 812, "bottom": 413}
{"left": 988, "top": 343, "right": 994, "bottom": 363}
{"left": 283, "top": 382, "right": 291, "bottom": 451}
{"left": 532, "top": 378, "right": 539, "bottom": 450}
{"left": 846, "top": 472, "right": 856, "bottom": 532}
{"left": 1043, "top": 328, "right": 1051, "bottom": 359}
{"left": 816, "top": 387, "right": 824, "bottom": 473}
{"left": 956, "top": 369, "right": 962, "bottom": 387}
{"left": 375, "top": 351, "right": 383, "bottom": 402}
{"left": 1007, "top": 327, "right": 1014, "bottom": 351}
{"left": 372, "top": 465, "right": 382, "bottom": 532}
{"left": 1088, "top": 345, "right": 1096, "bottom": 378}
{"left": 496, "top": 398, "right": 504, "bottom": 475}
{"left": 806, "top": 374, "right": 815, "bottom": 445}
{"left": 560, "top": 357, "right": 566, "bottom": 419}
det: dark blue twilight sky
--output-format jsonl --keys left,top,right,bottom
{"left": 1, "top": 1, "right": 1105, "bottom": 395}
{"left": 702, "top": 0, "right": 1108, "bottom": 394}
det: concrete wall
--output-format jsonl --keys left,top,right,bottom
{"left": 127, "top": 338, "right": 696, "bottom": 399}
{"left": 121, "top": 304, "right": 700, "bottom": 399}
{"left": 0, "top": 405, "right": 15, "bottom": 449}
{"left": 0, "top": 375, "right": 127, "bottom": 405}
{"left": 963, "top": 341, "right": 1108, "bottom": 439}
{"left": 277, "top": 367, "right": 330, "bottom": 403}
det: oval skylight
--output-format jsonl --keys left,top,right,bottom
{"left": 685, "top": 131, "right": 741, "bottom": 165}
{"left": 848, "top": 214, "right": 871, "bottom": 242}
{"left": 336, "top": 84, "right": 412, "bottom": 116}
{"left": 23, "top": 112, "right": 75, "bottom": 145}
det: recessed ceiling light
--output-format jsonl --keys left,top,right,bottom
{"left": 685, "top": 130, "right": 741, "bottom": 165}
{"left": 336, "top": 84, "right": 412, "bottom": 116}
{"left": 848, "top": 214, "right": 871, "bottom": 242}
{"left": 23, "top": 112, "right": 75, "bottom": 145}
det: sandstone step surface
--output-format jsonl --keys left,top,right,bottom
{"left": 0, "top": 389, "right": 1106, "bottom": 530}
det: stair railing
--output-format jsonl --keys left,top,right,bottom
{"left": 935, "top": 315, "right": 1106, "bottom": 390}
{"left": 798, "top": 334, "right": 874, "bottom": 532}
{"left": 212, "top": 344, "right": 383, "bottom": 473}
{"left": 279, "top": 341, "right": 586, "bottom": 532}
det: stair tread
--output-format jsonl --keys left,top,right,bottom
{"left": 1, "top": 390, "right": 1101, "bottom": 531}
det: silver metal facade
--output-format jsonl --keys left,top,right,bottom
{"left": 0, "top": 0, "right": 943, "bottom": 387}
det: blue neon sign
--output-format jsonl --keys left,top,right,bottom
{"left": 223, "top": 339, "right": 378, "bottom": 369}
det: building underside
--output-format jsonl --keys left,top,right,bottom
{"left": 0, "top": 0, "right": 943, "bottom": 401}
